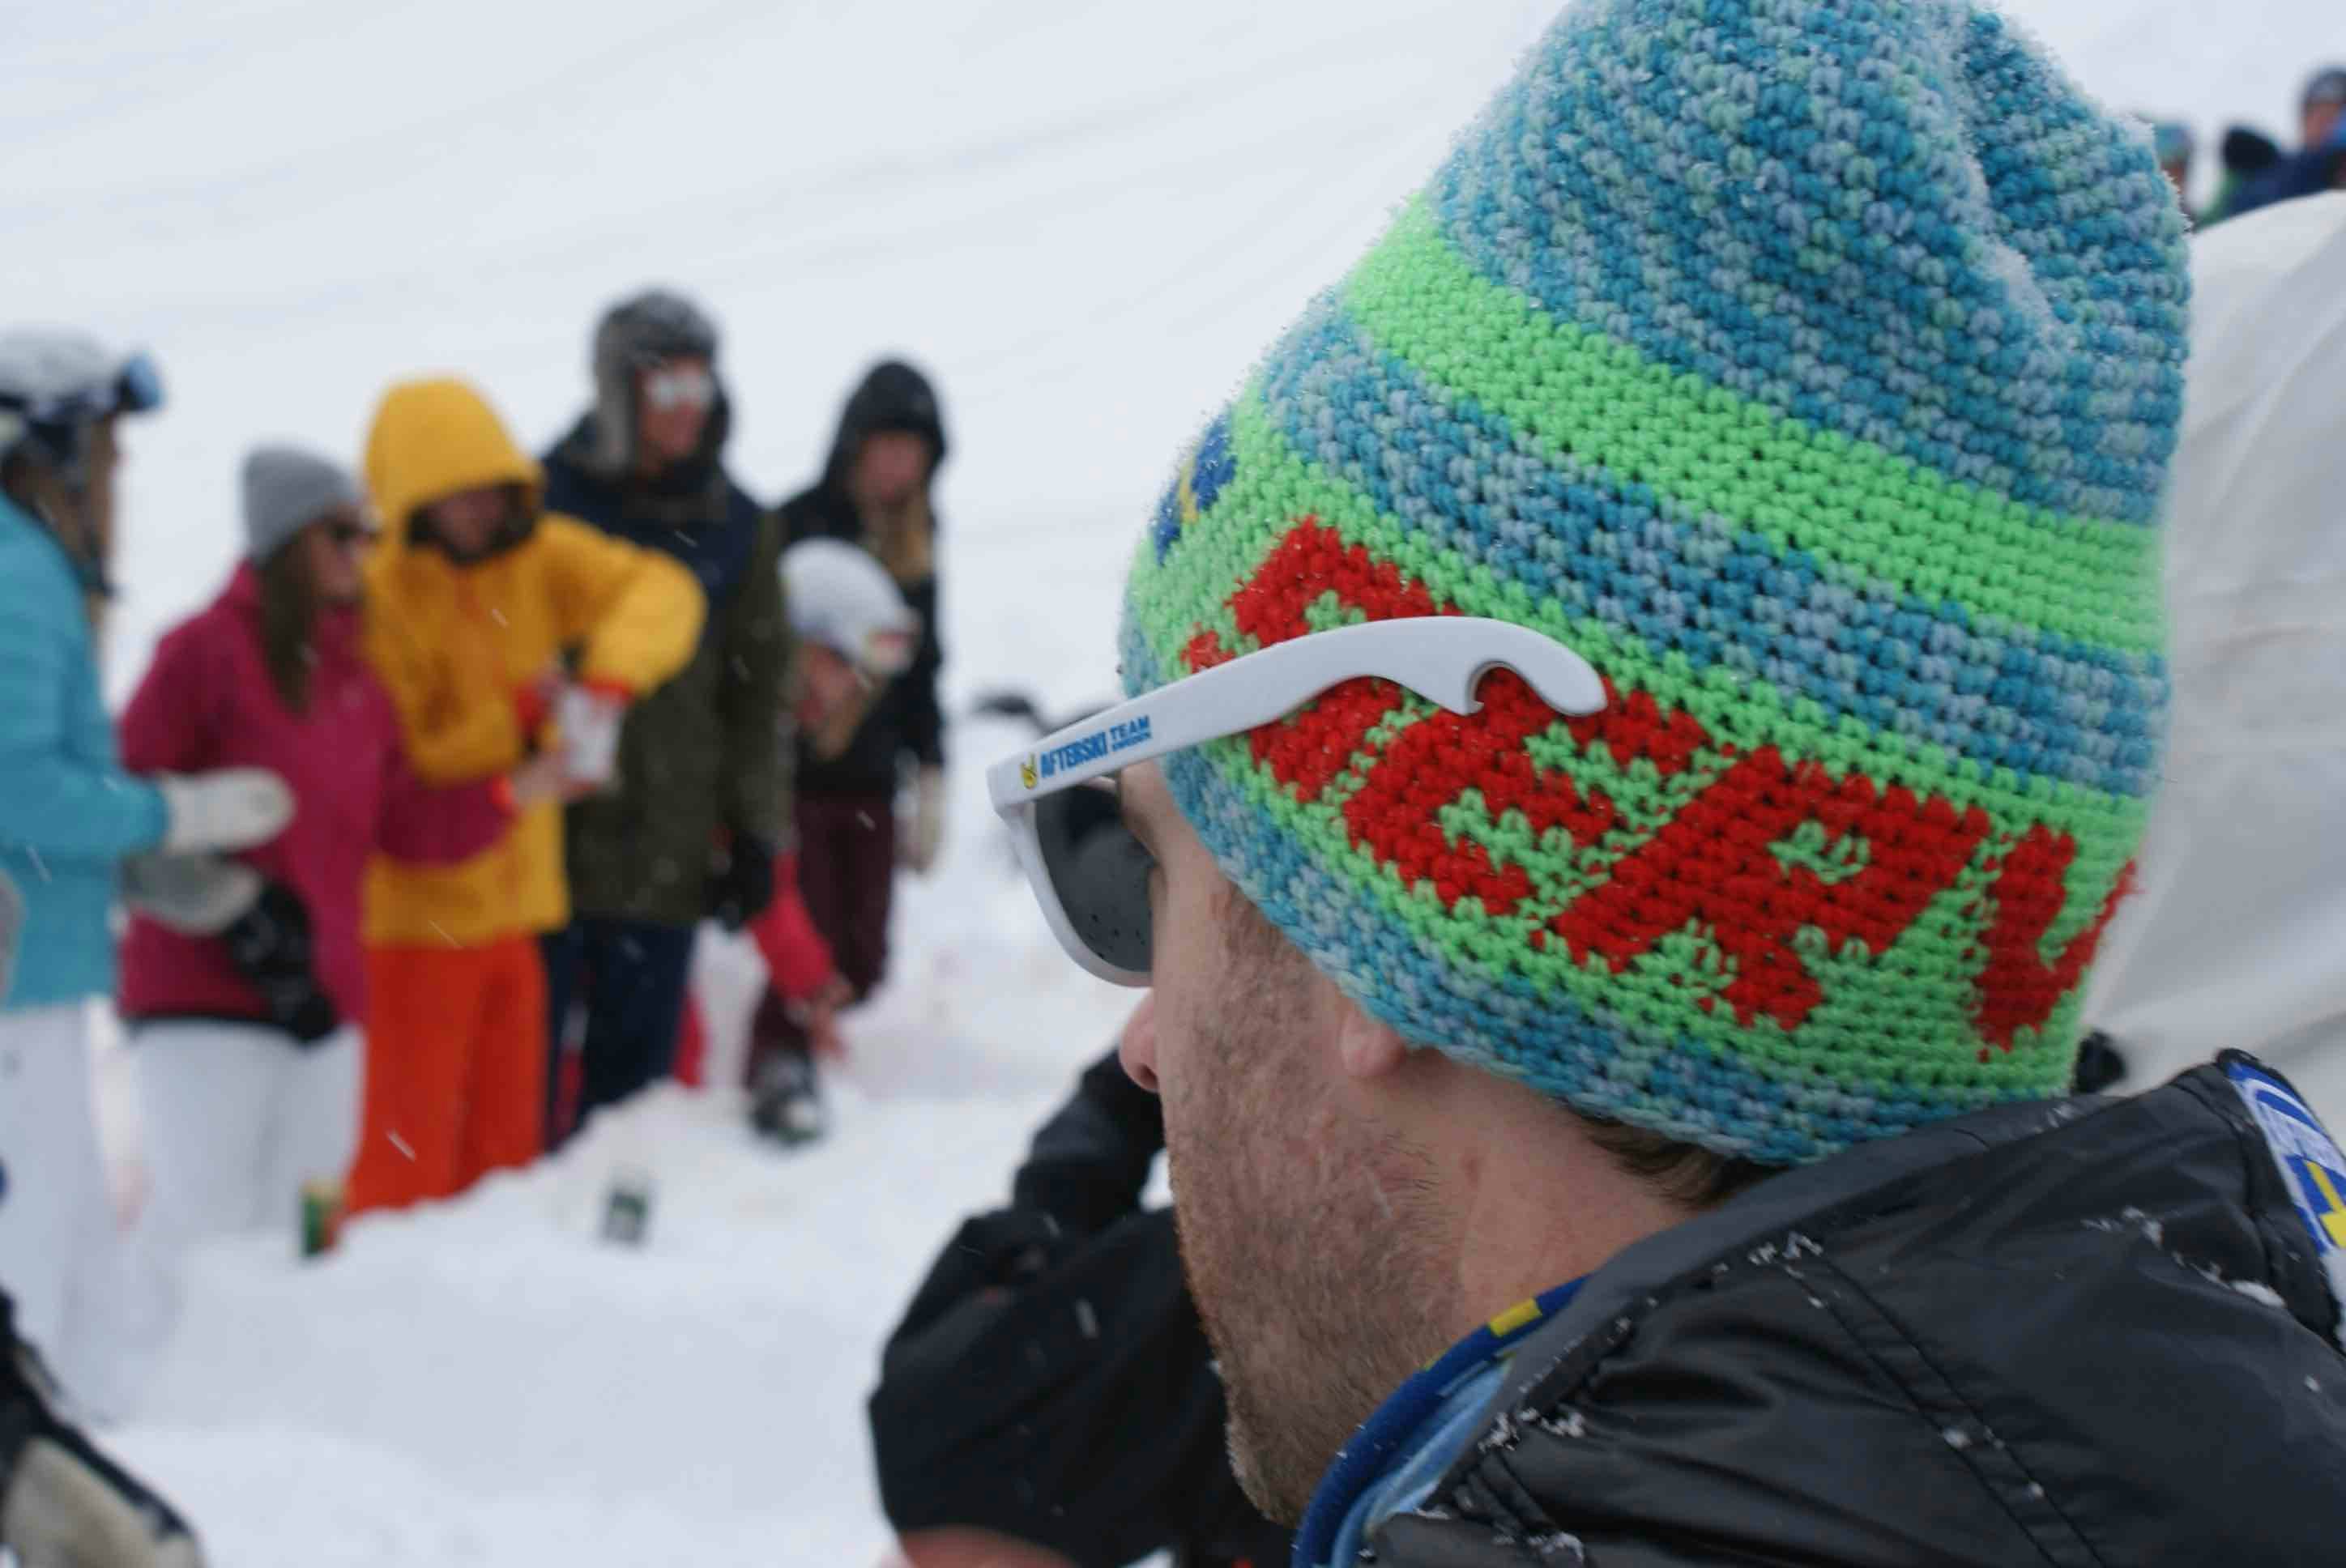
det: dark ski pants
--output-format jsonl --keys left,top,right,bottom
{"left": 541, "top": 916, "right": 697, "bottom": 1145}
{"left": 795, "top": 793, "right": 896, "bottom": 1002}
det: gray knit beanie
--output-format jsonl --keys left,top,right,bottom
{"left": 243, "top": 444, "right": 360, "bottom": 563}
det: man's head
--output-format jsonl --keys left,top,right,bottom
{"left": 589, "top": 289, "right": 723, "bottom": 479}
{"left": 363, "top": 376, "right": 544, "bottom": 571}
{"left": 1079, "top": 0, "right": 2190, "bottom": 1523}
{"left": 635, "top": 356, "right": 715, "bottom": 474}
{"left": 2303, "top": 66, "right": 2346, "bottom": 150}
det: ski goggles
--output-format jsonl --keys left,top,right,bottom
{"left": 643, "top": 364, "right": 716, "bottom": 412}
{"left": 987, "top": 617, "right": 1606, "bottom": 986}
{"left": 6, "top": 347, "right": 164, "bottom": 430}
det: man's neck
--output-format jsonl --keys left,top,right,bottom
{"left": 1428, "top": 1072, "right": 1700, "bottom": 1342}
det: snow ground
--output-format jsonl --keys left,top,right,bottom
{"left": 14, "top": 0, "right": 2341, "bottom": 1561}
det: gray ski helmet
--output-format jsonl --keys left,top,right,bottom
{"left": 587, "top": 290, "right": 721, "bottom": 475}
{"left": 0, "top": 327, "right": 163, "bottom": 482}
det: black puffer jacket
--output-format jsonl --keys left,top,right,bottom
{"left": 871, "top": 1051, "right": 1289, "bottom": 1568}
{"left": 779, "top": 361, "right": 946, "bottom": 799}
{"left": 1379, "top": 1054, "right": 2346, "bottom": 1566}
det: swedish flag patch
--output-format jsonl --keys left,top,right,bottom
{"left": 2227, "top": 1055, "right": 2346, "bottom": 1344}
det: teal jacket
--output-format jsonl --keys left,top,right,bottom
{"left": 0, "top": 496, "right": 168, "bottom": 1009}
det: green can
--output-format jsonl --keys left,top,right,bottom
{"left": 300, "top": 1178, "right": 343, "bottom": 1259}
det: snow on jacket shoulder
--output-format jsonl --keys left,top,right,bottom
{"left": 358, "top": 377, "right": 706, "bottom": 947}
{"left": 1376, "top": 1056, "right": 2346, "bottom": 1568}
{"left": 2084, "top": 194, "right": 2346, "bottom": 1122}
{"left": 117, "top": 565, "right": 510, "bottom": 1026}
{"left": 0, "top": 496, "right": 169, "bottom": 1010}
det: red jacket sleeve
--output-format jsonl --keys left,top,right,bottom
{"left": 752, "top": 854, "right": 837, "bottom": 1002}
{"left": 372, "top": 695, "right": 513, "bottom": 865}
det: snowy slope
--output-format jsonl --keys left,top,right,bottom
{"left": 13, "top": 1, "right": 2341, "bottom": 1562}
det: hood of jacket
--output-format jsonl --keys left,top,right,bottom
{"left": 364, "top": 377, "right": 544, "bottom": 561}
{"left": 1373, "top": 1055, "right": 2346, "bottom": 1568}
{"left": 817, "top": 359, "right": 949, "bottom": 499}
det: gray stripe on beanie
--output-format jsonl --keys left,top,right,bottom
{"left": 243, "top": 444, "right": 359, "bottom": 563}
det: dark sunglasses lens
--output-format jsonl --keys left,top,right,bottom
{"left": 1034, "top": 782, "right": 1153, "bottom": 975}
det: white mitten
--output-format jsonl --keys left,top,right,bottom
{"left": 120, "top": 854, "right": 263, "bottom": 935}
{"left": 153, "top": 768, "right": 293, "bottom": 854}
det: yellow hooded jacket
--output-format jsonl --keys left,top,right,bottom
{"left": 360, "top": 377, "right": 705, "bottom": 948}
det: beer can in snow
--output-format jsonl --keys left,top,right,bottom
{"left": 300, "top": 1178, "right": 343, "bottom": 1259}
{"left": 602, "top": 1169, "right": 653, "bottom": 1246}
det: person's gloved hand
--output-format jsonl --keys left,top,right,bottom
{"left": 2, "top": 1310, "right": 206, "bottom": 1567}
{"left": 902, "top": 765, "right": 947, "bottom": 876}
{"left": 221, "top": 882, "right": 338, "bottom": 1046}
{"left": 502, "top": 750, "right": 571, "bottom": 810}
{"left": 707, "top": 834, "right": 777, "bottom": 932}
{"left": 555, "top": 682, "right": 629, "bottom": 794}
{"left": 120, "top": 854, "right": 263, "bottom": 935}
{"left": 152, "top": 768, "right": 292, "bottom": 854}
{"left": 1010, "top": 1042, "right": 1166, "bottom": 1238}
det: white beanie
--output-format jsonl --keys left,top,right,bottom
{"left": 783, "top": 538, "right": 920, "bottom": 675}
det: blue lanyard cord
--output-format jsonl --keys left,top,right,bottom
{"left": 1293, "top": 1276, "right": 1585, "bottom": 1568}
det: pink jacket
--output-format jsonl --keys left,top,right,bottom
{"left": 117, "top": 565, "right": 511, "bottom": 1028}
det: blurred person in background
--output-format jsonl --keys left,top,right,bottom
{"left": 2151, "top": 118, "right": 2197, "bottom": 222}
{"left": 2203, "top": 122, "right": 2286, "bottom": 224}
{"left": 778, "top": 361, "right": 949, "bottom": 1003}
{"left": 538, "top": 291, "right": 787, "bottom": 1145}
{"left": 871, "top": 1022, "right": 1287, "bottom": 1568}
{"left": 2, "top": 1286, "right": 203, "bottom": 1567}
{"left": 2226, "top": 65, "right": 2346, "bottom": 218}
{"left": 738, "top": 538, "right": 918, "bottom": 1144}
{"left": 1034, "top": 2, "right": 2345, "bottom": 1559}
{"left": 117, "top": 445, "right": 563, "bottom": 1260}
{"left": 2084, "top": 193, "right": 2346, "bottom": 1123}
{"left": 0, "top": 330, "right": 292, "bottom": 1409}
{"left": 348, "top": 377, "right": 702, "bottom": 1216}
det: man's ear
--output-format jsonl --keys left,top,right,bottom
{"left": 1333, "top": 998, "right": 1410, "bottom": 1083}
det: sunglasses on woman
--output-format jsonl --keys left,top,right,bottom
{"left": 987, "top": 617, "right": 1605, "bottom": 986}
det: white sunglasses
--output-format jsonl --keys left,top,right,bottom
{"left": 987, "top": 617, "right": 1606, "bottom": 986}
{"left": 643, "top": 364, "right": 716, "bottom": 412}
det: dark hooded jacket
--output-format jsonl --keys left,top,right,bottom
{"left": 542, "top": 398, "right": 787, "bottom": 926}
{"left": 871, "top": 1050, "right": 1290, "bottom": 1568}
{"left": 2226, "top": 138, "right": 2346, "bottom": 219}
{"left": 1371, "top": 1054, "right": 2346, "bottom": 1567}
{"left": 778, "top": 361, "right": 946, "bottom": 799}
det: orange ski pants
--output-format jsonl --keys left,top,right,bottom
{"left": 345, "top": 936, "right": 547, "bottom": 1216}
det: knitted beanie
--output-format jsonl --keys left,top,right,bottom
{"left": 243, "top": 444, "right": 360, "bottom": 564}
{"left": 1120, "top": 0, "right": 2190, "bottom": 1165}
